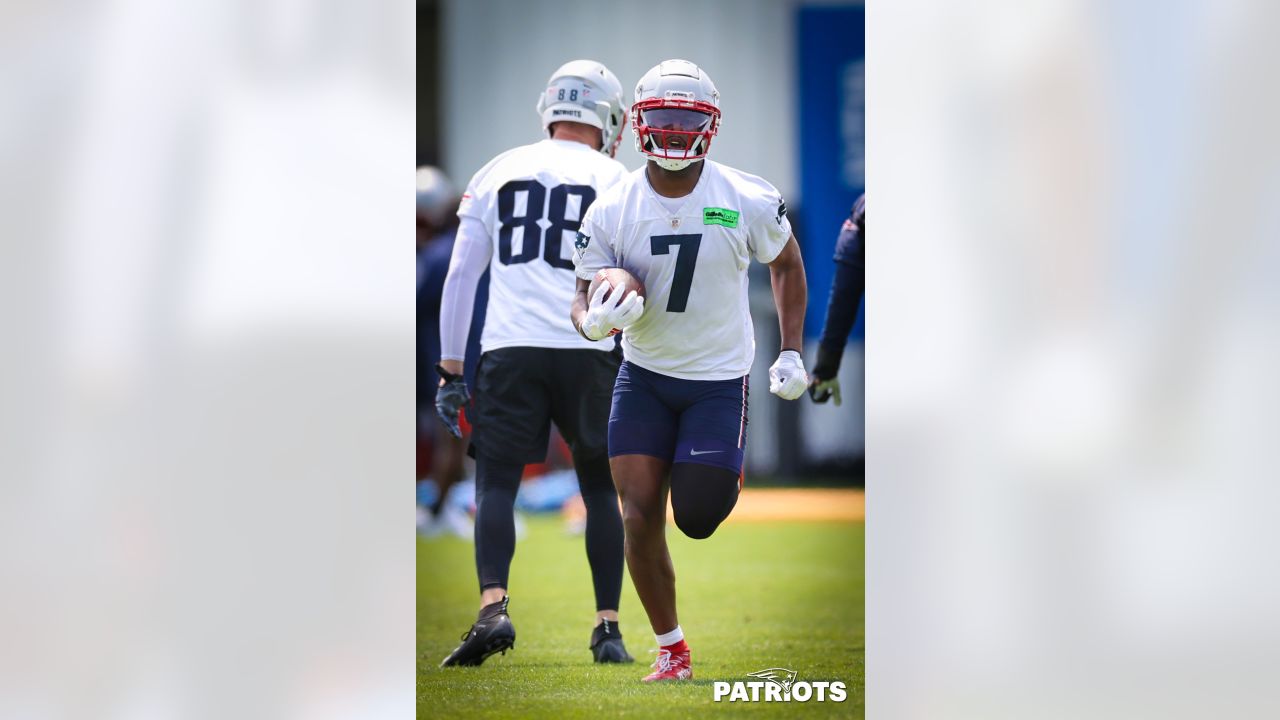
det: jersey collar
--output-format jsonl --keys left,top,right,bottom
{"left": 642, "top": 160, "right": 714, "bottom": 221}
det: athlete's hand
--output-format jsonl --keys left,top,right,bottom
{"left": 580, "top": 281, "right": 644, "bottom": 341}
{"left": 768, "top": 350, "right": 809, "bottom": 400}
{"left": 808, "top": 376, "right": 842, "bottom": 406}
{"left": 434, "top": 363, "right": 470, "bottom": 438}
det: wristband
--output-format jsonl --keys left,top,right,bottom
{"left": 435, "top": 363, "right": 463, "bottom": 383}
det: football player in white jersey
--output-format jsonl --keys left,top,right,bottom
{"left": 571, "top": 59, "right": 811, "bottom": 682}
{"left": 435, "top": 60, "right": 636, "bottom": 667}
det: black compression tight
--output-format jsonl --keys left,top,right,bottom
{"left": 473, "top": 453, "right": 626, "bottom": 612}
{"left": 575, "top": 453, "right": 625, "bottom": 611}
{"left": 474, "top": 454, "right": 522, "bottom": 592}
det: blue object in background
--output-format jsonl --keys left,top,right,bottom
{"left": 796, "top": 4, "right": 865, "bottom": 341}
{"left": 418, "top": 227, "right": 489, "bottom": 409}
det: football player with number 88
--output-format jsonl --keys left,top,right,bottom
{"left": 570, "top": 59, "right": 809, "bottom": 683}
{"left": 436, "top": 59, "right": 637, "bottom": 669}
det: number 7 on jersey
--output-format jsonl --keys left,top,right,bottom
{"left": 649, "top": 234, "right": 701, "bottom": 312}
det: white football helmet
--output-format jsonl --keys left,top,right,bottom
{"left": 416, "top": 165, "right": 456, "bottom": 225}
{"left": 631, "top": 59, "right": 721, "bottom": 171}
{"left": 535, "top": 60, "right": 627, "bottom": 157}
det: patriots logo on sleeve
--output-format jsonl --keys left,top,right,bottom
{"left": 775, "top": 199, "right": 787, "bottom": 226}
{"left": 574, "top": 231, "right": 590, "bottom": 251}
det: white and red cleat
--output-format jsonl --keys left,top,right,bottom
{"left": 642, "top": 641, "right": 692, "bottom": 682}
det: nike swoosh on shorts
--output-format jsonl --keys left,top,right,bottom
{"left": 688, "top": 449, "right": 723, "bottom": 456}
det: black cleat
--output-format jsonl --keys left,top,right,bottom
{"left": 440, "top": 596, "right": 516, "bottom": 667}
{"left": 590, "top": 619, "right": 634, "bottom": 663}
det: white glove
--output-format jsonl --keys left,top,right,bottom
{"left": 580, "top": 281, "right": 644, "bottom": 341}
{"left": 768, "top": 350, "right": 809, "bottom": 400}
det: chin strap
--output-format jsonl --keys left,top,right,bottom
{"left": 654, "top": 157, "right": 703, "bottom": 172}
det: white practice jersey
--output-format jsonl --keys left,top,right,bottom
{"left": 458, "top": 139, "right": 628, "bottom": 352}
{"left": 574, "top": 161, "right": 792, "bottom": 380}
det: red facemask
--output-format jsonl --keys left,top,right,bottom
{"left": 632, "top": 98, "right": 721, "bottom": 162}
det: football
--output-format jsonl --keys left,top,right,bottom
{"left": 589, "top": 267, "right": 646, "bottom": 304}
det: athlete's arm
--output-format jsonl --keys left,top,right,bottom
{"left": 768, "top": 234, "right": 807, "bottom": 353}
{"left": 438, "top": 215, "right": 492, "bottom": 376}
{"left": 809, "top": 199, "right": 864, "bottom": 403}
{"left": 572, "top": 208, "right": 630, "bottom": 340}
{"left": 813, "top": 259, "right": 864, "bottom": 380}
{"left": 766, "top": 235, "right": 810, "bottom": 400}
{"left": 571, "top": 278, "right": 593, "bottom": 340}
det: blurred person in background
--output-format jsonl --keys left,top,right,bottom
{"left": 809, "top": 194, "right": 865, "bottom": 405}
{"left": 417, "top": 166, "right": 486, "bottom": 538}
{"left": 571, "top": 59, "right": 809, "bottom": 682}
{"left": 435, "top": 60, "right": 635, "bottom": 667}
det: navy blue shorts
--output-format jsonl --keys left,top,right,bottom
{"left": 607, "top": 361, "right": 749, "bottom": 475}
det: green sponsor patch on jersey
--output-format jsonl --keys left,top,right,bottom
{"left": 702, "top": 207, "right": 740, "bottom": 228}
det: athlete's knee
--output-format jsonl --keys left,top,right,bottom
{"left": 621, "top": 497, "right": 664, "bottom": 536}
{"left": 574, "top": 452, "right": 617, "bottom": 498}
{"left": 670, "top": 464, "right": 740, "bottom": 540}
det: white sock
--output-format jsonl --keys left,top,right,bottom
{"left": 655, "top": 625, "right": 684, "bottom": 647}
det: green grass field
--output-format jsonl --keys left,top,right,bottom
{"left": 417, "top": 516, "right": 864, "bottom": 718}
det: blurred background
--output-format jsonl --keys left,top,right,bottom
{"left": 0, "top": 0, "right": 414, "bottom": 717}
{"left": 416, "top": 0, "right": 865, "bottom": 514}
{"left": 871, "top": 1, "right": 1280, "bottom": 718}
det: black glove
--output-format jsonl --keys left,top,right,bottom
{"left": 808, "top": 377, "right": 842, "bottom": 405}
{"left": 434, "top": 364, "right": 470, "bottom": 439}
{"left": 808, "top": 345, "right": 843, "bottom": 405}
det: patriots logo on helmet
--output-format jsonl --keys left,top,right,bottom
{"left": 747, "top": 667, "right": 799, "bottom": 694}
{"left": 574, "top": 231, "right": 590, "bottom": 251}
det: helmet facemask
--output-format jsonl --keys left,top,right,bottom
{"left": 632, "top": 98, "right": 720, "bottom": 171}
